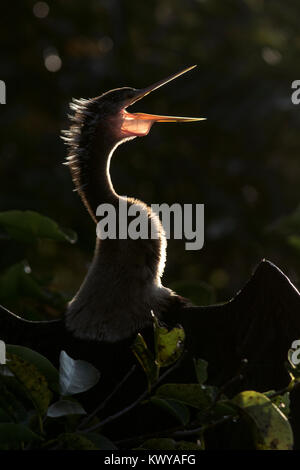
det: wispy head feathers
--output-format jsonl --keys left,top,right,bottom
{"left": 61, "top": 98, "right": 100, "bottom": 193}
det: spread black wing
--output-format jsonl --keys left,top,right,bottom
{"left": 168, "top": 259, "right": 300, "bottom": 448}
{"left": 172, "top": 259, "right": 300, "bottom": 391}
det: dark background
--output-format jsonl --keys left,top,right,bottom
{"left": 1, "top": 0, "right": 300, "bottom": 317}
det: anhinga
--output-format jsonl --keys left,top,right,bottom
{"left": 1, "top": 66, "right": 300, "bottom": 447}
{"left": 62, "top": 65, "right": 204, "bottom": 343}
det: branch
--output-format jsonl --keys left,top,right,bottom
{"left": 77, "top": 365, "right": 137, "bottom": 431}
{"left": 115, "top": 414, "right": 236, "bottom": 447}
{"left": 267, "top": 379, "right": 300, "bottom": 400}
{"left": 80, "top": 352, "right": 186, "bottom": 434}
{"left": 114, "top": 358, "right": 246, "bottom": 447}
{"left": 172, "top": 415, "right": 235, "bottom": 438}
{"left": 203, "top": 358, "right": 247, "bottom": 418}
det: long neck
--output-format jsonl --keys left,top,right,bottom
{"left": 77, "top": 129, "right": 120, "bottom": 222}
{"left": 65, "top": 114, "right": 123, "bottom": 223}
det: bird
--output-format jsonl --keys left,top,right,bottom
{"left": 1, "top": 67, "right": 300, "bottom": 447}
{"left": 61, "top": 65, "right": 205, "bottom": 343}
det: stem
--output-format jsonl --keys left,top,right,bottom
{"left": 206, "top": 373, "right": 243, "bottom": 415}
{"left": 77, "top": 365, "right": 136, "bottom": 430}
{"left": 115, "top": 414, "right": 236, "bottom": 447}
{"left": 80, "top": 353, "right": 185, "bottom": 434}
{"left": 267, "top": 379, "right": 300, "bottom": 400}
{"left": 172, "top": 415, "right": 235, "bottom": 437}
{"left": 200, "top": 358, "right": 247, "bottom": 421}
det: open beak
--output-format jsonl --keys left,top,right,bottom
{"left": 121, "top": 65, "right": 205, "bottom": 137}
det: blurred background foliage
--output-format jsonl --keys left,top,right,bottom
{"left": 0, "top": 0, "right": 300, "bottom": 317}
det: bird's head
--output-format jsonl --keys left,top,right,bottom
{"left": 65, "top": 65, "right": 205, "bottom": 148}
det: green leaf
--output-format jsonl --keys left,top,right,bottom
{"left": 232, "top": 390, "right": 294, "bottom": 450}
{"left": 0, "top": 378, "right": 29, "bottom": 423}
{"left": 0, "top": 210, "right": 77, "bottom": 244}
{"left": 47, "top": 400, "right": 87, "bottom": 418}
{"left": 155, "top": 383, "right": 216, "bottom": 410}
{"left": 212, "top": 400, "right": 238, "bottom": 419}
{"left": 139, "top": 438, "right": 176, "bottom": 450}
{"left": 6, "top": 353, "right": 52, "bottom": 416}
{"left": 0, "top": 262, "right": 47, "bottom": 303}
{"left": 264, "top": 391, "right": 290, "bottom": 418}
{"left": 59, "top": 351, "right": 101, "bottom": 396}
{"left": 194, "top": 358, "right": 208, "bottom": 384}
{"left": 0, "top": 262, "right": 67, "bottom": 319}
{"left": 7, "top": 345, "right": 59, "bottom": 392}
{"left": 0, "top": 423, "right": 42, "bottom": 449}
{"left": 150, "top": 397, "right": 190, "bottom": 425}
{"left": 132, "top": 333, "right": 159, "bottom": 388}
{"left": 45, "top": 433, "right": 98, "bottom": 450}
{"left": 154, "top": 319, "right": 185, "bottom": 368}
{"left": 168, "top": 280, "right": 216, "bottom": 306}
{"left": 82, "top": 433, "right": 117, "bottom": 450}
{"left": 176, "top": 440, "right": 203, "bottom": 450}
